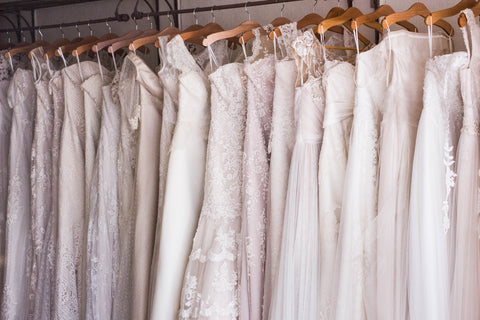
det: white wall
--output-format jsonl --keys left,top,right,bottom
{"left": 0, "top": 0, "right": 468, "bottom": 68}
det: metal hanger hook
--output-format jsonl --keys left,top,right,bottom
{"left": 167, "top": 12, "right": 173, "bottom": 27}
{"left": 37, "top": 27, "right": 44, "bottom": 40}
{"left": 193, "top": 8, "right": 198, "bottom": 25}
{"left": 87, "top": 22, "right": 93, "bottom": 36}
{"left": 59, "top": 24, "right": 65, "bottom": 38}
{"left": 6, "top": 31, "right": 10, "bottom": 44}
{"left": 21, "top": 29, "right": 26, "bottom": 42}
{"left": 313, "top": 0, "right": 318, "bottom": 12}
{"left": 75, "top": 24, "right": 81, "bottom": 38}
{"left": 133, "top": 16, "right": 138, "bottom": 30}
{"left": 280, "top": 3, "right": 285, "bottom": 17}
{"left": 106, "top": 20, "right": 112, "bottom": 33}
{"left": 147, "top": 15, "right": 153, "bottom": 29}
{"left": 245, "top": 2, "right": 251, "bottom": 21}
{"left": 211, "top": 6, "right": 215, "bottom": 23}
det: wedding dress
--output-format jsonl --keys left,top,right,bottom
{"left": 55, "top": 61, "right": 104, "bottom": 320}
{"left": 0, "top": 51, "right": 12, "bottom": 300}
{"left": 2, "top": 67, "right": 36, "bottom": 320}
{"left": 178, "top": 60, "right": 247, "bottom": 319}
{"left": 270, "top": 29, "right": 325, "bottom": 320}
{"left": 239, "top": 28, "right": 275, "bottom": 320}
{"left": 263, "top": 22, "right": 299, "bottom": 319}
{"left": 377, "top": 30, "right": 450, "bottom": 320}
{"left": 450, "top": 9, "right": 480, "bottom": 320}
{"left": 148, "top": 34, "right": 217, "bottom": 320}
{"left": 148, "top": 35, "right": 179, "bottom": 320}
{"left": 29, "top": 49, "right": 56, "bottom": 320}
{"left": 335, "top": 32, "right": 388, "bottom": 320}
{"left": 409, "top": 51, "right": 466, "bottom": 320}
{"left": 85, "top": 72, "right": 121, "bottom": 320}
{"left": 129, "top": 52, "right": 163, "bottom": 320}
{"left": 114, "top": 56, "right": 139, "bottom": 320}
{"left": 317, "top": 59, "right": 355, "bottom": 319}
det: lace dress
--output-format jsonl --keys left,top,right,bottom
{"left": 55, "top": 61, "right": 105, "bottom": 320}
{"left": 335, "top": 32, "right": 388, "bottom": 320}
{"left": 408, "top": 52, "right": 467, "bottom": 320}
{"left": 114, "top": 56, "right": 139, "bottom": 320}
{"left": 376, "top": 30, "right": 450, "bottom": 320}
{"left": 0, "top": 51, "right": 12, "bottom": 300}
{"left": 128, "top": 53, "right": 163, "bottom": 320}
{"left": 317, "top": 59, "right": 355, "bottom": 319}
{"left": 29, "top": 48, "right": 56, "bottom": 320}
{"left": 270, "top": 30, "right": 325, "bottom": 320}
{"left": 263, "top": 22, "right": 299, "bottom": 319}
{"left": 450, "top": 9, "right": 480, "bottom": 320}
{"left": 239, "top": 29, "right": 275, "bottom": 320}
{"left": 178, "top": 61, "right": 247, "bottom": 319}
{"left": 148, "top": 35, "right": 179, "bottom": 320}
{"left": 1, "top": 68, "right": 36, "bottom": 320}
{"left": 149, "top": 36, "right": 229, "bottom": 320}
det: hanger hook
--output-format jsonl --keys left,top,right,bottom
{"left": 280, "top": 3, "right": 285, "bottom": 17}
{"left": 106, "top": 19, "right": 112, "bottom": 33}
{"left": 193, "top": 8, "right": 198, "bottom": 25}
{"left": 245, "top": 2, "right": 251, "bottom": 21}
{"left": 21, "top": 29, "right": 26, "bottom": 42}
{"left": 313, "top": 0, "right": 318, "bottom": 12}
{"left": 75, "top": 24, "right": 81, "bottom": 38}
{"left": 147, "top": 15, "right": 153, "bottom": 29}
{"left": 133, "top": 16, "right": 138, "bottom": 30}
{"left": 59, "top": 24, "right": 65, "bottom": 38}
{"left": 167, "top": 11, "right": 173, "bottom": 27}
{"left": 6, "top": 31, "right": 10, "bottom": 44}
{"left": 37, "top": 27, "right": 43, "bottom": 40}
{"left": 211, "top": 6, "right": 215, "bottom": 23}
{"left": 87, "top": 21, "right": 93, "bottom": 36}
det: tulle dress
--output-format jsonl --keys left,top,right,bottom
{"left": 376, "top": 30, "right": 449, "bottom": 320}
{"left": 408, "top": 51, "right": 466, "bottom": 320}
{"left": 317, "top": 58, "right": 355, "bottom": 319}
{"left": 178, "top": 60, "right": 247, "bottom": 319}
{"left": 450, "top": 9, "right": 480, "bottom": 320}
{"left": 263, "top": 23, "right": 299, "bottom": 319}
{"left": 269, "top": 29, "right": 325, "bottom": 320}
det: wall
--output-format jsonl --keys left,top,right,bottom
{"left": 0, "top": 0, "right": 468, "bottom": 68}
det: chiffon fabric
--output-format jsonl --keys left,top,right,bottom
{"left": 317, "top": 59, "right": 355, "bottom": 319}
{"left": 128, "top": 52, "right": 163, "bottom": 320}
{"left": 408, "top": 52, "right": 467, "bottom": 320}
{"left": 178, "top": 61, "right": 247, "bottom": 319}
{"left": 1, "top": 68, "right": 35, "bottom": 320}
{"left": 148, "top": 35, "right": 214, "bottom": 320}
{"left": 263, "top": 22, "right": 300, "bottom": 320}
{"left": 376, "top": 30, "right": 449, "bottom": 320}
{"left": 450, "top": 9, "right": 480, "bottom": 320}
{"left": 269, "top": 30, "right": 325, "bottom": 320}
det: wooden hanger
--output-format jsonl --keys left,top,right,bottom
{"left": 5, "top": 39, "right": 48, "bottom": 59}
{"left": 352, "top": 5, "right": 417, "bottom": 32}
{"left": 204, "top": 20, "right": 263, "bottom": 46}
{"left": 56, "top": 36, "right": 97, "bottom": 56}
{"left": 93, "top": 30, "right": 143, "bottom": 52}
{"left": 73, "top": 33, "right": 118, "bottom": 57}
{"left": 382, "top": 2, "right": 455, "bottom": 36}
{"left": 458, "top": 1, "right": 480, "bottom": 27}
{"left": 109, "top": 28, "right": 157, "bottom": 53}
{"left": 319, "top": 7, "right": 383, "bottom": 34}
{"left": 427, "top": 0, "right": 476, "bottom": 26}
{"left": 130, "top": 26, "right": 181, "bottom": 51}
{"left": 241, "top": 4, "right": 291, "bottom": 44}
{"left": 44, "top": 38, "right": 71, "bottom": 60}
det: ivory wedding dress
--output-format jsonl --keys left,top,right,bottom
{"left": 377, "top": 30, "right": 449, "bottom": 320}
{"left": 450, "top": 9, "right": 480, "bottom": 320}
{"left": 2, "top": 67, "right": 35, "bottom": 320}
{"left": 263, "top": 22, "right": 299, "bottom": 319}
{"left": 409, "top": 51, "right": 467, "bottom": 320}
{"left": 178, "top": 60, "right": 247, "bottom": 319}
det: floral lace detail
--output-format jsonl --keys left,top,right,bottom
{"left": 0, "top": 50, "right": 11, "bottom": 81}
{"left": 179, "top": 62, "right": 247, "bottom": 320}
{"left": 461, "top": 118, "right": 480, "bottom": 135}
{"left": 167, "top": 35, "right": 204, "bottom": 75}
{"left": 278, "top": 22, "right": 301, "bottom": 59}
{"left": 292, "top": 29, "right": 324, "bottom": 83}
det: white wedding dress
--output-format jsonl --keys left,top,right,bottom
{"left": 2, "top": 67, "right": 36, "bottom": 320}
{"left": 408, "top": 51, "right": 466, "bottom": 320}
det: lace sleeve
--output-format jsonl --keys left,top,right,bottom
{"left": 166, "top": 35, "right": 202, "bottom": 74}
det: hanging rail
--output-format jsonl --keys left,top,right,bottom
{"left": 132, "top": 0, "right": 304, "bottom": 20}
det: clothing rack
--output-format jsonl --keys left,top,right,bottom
{"left": 0, "top": 0, "right": 311, "bottom": 36}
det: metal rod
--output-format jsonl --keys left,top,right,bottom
{"left": 0, "top": 14, "right": 129, "bottom": 33}
{"left": 135, "top": 0, "right": 303, "bottom": 19}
